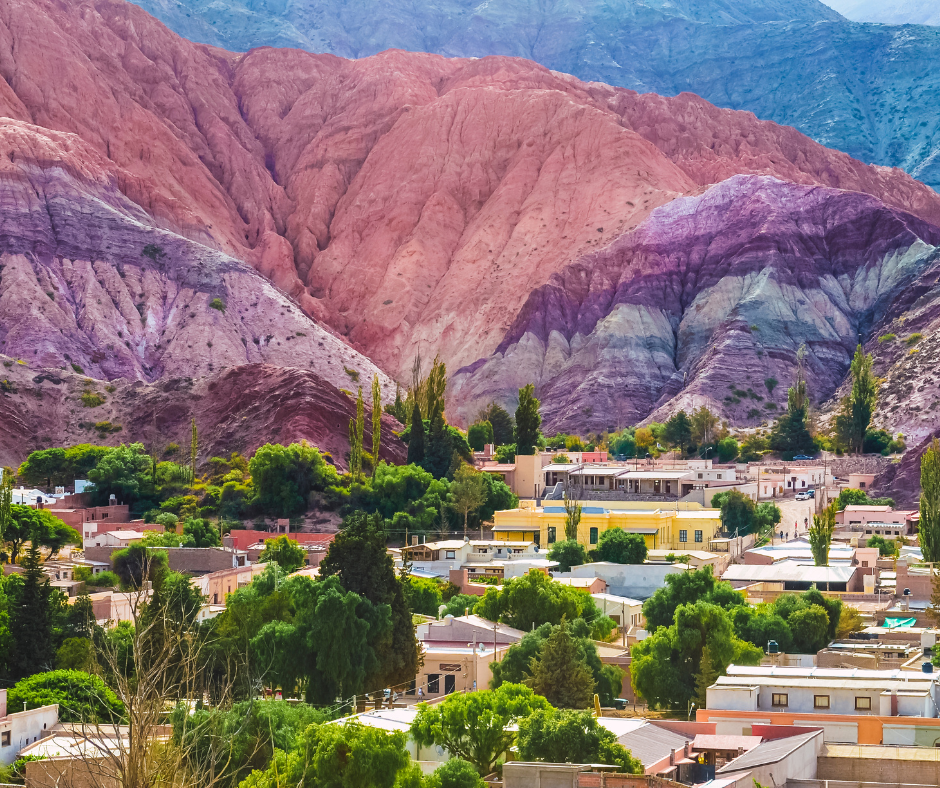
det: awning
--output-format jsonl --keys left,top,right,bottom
{"left": 882, "top": 617, "right": 917, "bottom": 629}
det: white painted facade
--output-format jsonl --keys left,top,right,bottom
{"left": 0, "top": 690, "right": 59, "bottom": 766}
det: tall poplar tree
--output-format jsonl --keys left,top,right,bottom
{"left": 348, "top": 387, "right": 365, "bottom": 479}
{"left": 9, "top": 540, "right": 54, "bottom": 679}
{"left": 920, "top": 438, "right": 940, "bottom": 563}
{"left": 189, "top": 418, "right": 198, "bottom": 484}
{"left": 371, "top": 374, "right": 382, "bottom": 476}
{"left": 407, "top": 402, "right": 425, "bottom": 466}
{"left": 809, "top": 501, "right": 837, "bottom": 567}
{"left": 835, "top": 344, "right": 878, "bottom": 454}
{"left": 515, "top": 384, "right": 542, "bottom": 456}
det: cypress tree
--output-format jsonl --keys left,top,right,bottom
{"left": 920, "top": 439, "right": 940, "bottom": 563}
{"left": 423, "top": 405, "right": 452, "bottom": 480}
{"left": 407, "top": 402, "right": 425, "bottom": 466}
{"left": 515, "top": 384, "right": 542, "bottom": 456}
{"left": 9, "top": 541, "right": 54, "bottom": 679}
{"left": 189, "top": 417, "right": 198, "bottom": 484}
{"left": 693, "top": 645, "right": 720, "bottom": 709}
{"left": 371, "top": 374, "right": 382, "bottom": 475}
{"left": 526, "top": 620, "right": 595, "bottom": 709}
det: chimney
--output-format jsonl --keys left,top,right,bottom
{"left": 411, "top": 535, "right": 418, "bottom": 546}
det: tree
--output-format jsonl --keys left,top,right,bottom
{"left": 717, "top": 436, "right": 739, "bottom": 463}
{"left": 836, "top": 606, "right": 865, "bottom": 638}
{"left": 405, "top": 576, "right": 443, "bottom": 616}
{"left": 250, "top": 574, "right": 392, "bottom": 703}
{"left": 515, "top": 384, "right": 541, "bottom": 456}
{"left": 56, "top": 637, "right": 97, "bottom": 671}
{"left": 320, "top": 511, "right": 420, "bottom": 689}
{"left": 732, "top": 606, "right": 793, "bottom": 653}
{"left": 348, "top": 387, "right": 365, "bottom": 479}
{"left": 867, "top": 535, "right": 898, "bottom": 557}
{"left": 249, "top": 442, "right": 339, "bottom": 517}
{"left": 663, "top": 411, "right": 693, "bottom": 450}
{"left": 754, "top": 502, "right": 782, "bottom": 536}
{"left": 425, "top": 759, "right": 485, "bottom": 788}
{"left": 517, "top": 708, "right": 642, "bottom": 773}
{"left": 526, "top": 619, "right": 595, "bottom": 708}
{"left": 643, "top": 567, "right": 745, "bottom": 632}
{"left": 190, "top": 417, "right": 199, "bottom": 485}
{"left": 9, "top": 669, "right": 123, "bottom": 723}
{"left": 410, "top": 683, "right": 550, "bottom": 776}
{"left": 921, "top": 438, "right": 940, "bottom": 563}
{"left": 693, "top": 644, "right": 720, "bottom": 709}
{"left": 475, "top": 570, "right": 609, "bottom": 635}
{"left": 593, "top": 529, "right": 647, "bottom": 564}
{"left": 5, "top": 506, "right": 81, "bottom": 561}
{"left": 423, "top": 406, "right": 453, "bottom": 480}
{"left": 407, "top": 402, "right": 426, "bottom": 466}
{"left": 769, "top": 345, "right": 817, "bottom": 457}
{"left": 173, "top": 700, "right": 330, "bottom": 788}
{"left": 834, "top": 344, "right": 878, "bottom": 454}
{"left": 563, "top": 489, "right": 582, "bottom": 542}
{"left": 257, "top": 535, "right": 306, "bottom": 573}
{"left": 631, "top": 602, "right": 762, "bottom": 709}
{"left": 548, "top": 540, "right": 588, "bottom": 572}
{"left": 0, "top": 471, "right": 11, "bottom": 548}
{"left": 480, "top": 403, "right": 515, "bottom": 447}
{"left": 8, "top": 541, "right": 56, "bottom": 679}
{"left": 87, "top": 443, "right": 154, "bottom": 507}
{"left": 809, "top": 501, "right": 837, "bottom": 566}
{"left": 788, "top": 605, "right": 831, "bottom": 653}
{"left": 691, "top": 406, "right": 719, "bottom": 445}
{"left": 492, "top": 620, "right": 623, "bottom": 706}
{"left": 478, "top": 472, "right": 518, "bottom": 523}
{"left": 15, "top": 447, "right": 67, "bottom": 488}
{"left": 712, "top": 490, "right": 757, "bottom": 535}
{"left": 112, "top": 543, "right": 170, "bottom": 590}
{"left": 467, "top": 422, "right": 493, "bottom": 452}
{"left": 372, "top": 374, "right": 382, "bottom": 476}
{"left": 449, "top": 464, "right": 488, "bottom": 538}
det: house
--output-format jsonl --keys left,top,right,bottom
{"left": 700, "top": 664, "right": 940, "bottom": 745}
{"left": 49, "top": 503, "right": 131, "bottom": 530}
{"left": 193, "top": 562, "right": 270, "bottom": 605}
{"left": 835, "top": 505, "right": 917, "bottom": 539}
{"left": 0, "top": 689, "right": 59, "bottom": 766}
{"left": 558, "top": 562, "right": 684, "bottom": 600}
{"left": 411, "top": 642, "right": 511, "bottom": 700}
{"left": 82, "top": 522, "right": 160, "bottom": 548}
{"left": 222, "top": 530, "right": 334, "bottom": 552}
{"left": 478, "top": 452, "right": 554, "bottom": 499}
{"left": 591, "top": 593, "right": 645, "bottom": 631}
{"left": 84, "top": 545, "right": 249, "bottom": 575}
{"left": 721, "top": 562, "right": 863, "bottom": 592}
{"left": 400, "top": 539, "right": 547, "bottom": 580}
{"left": 492, "top": 502, "right": 723, "bottom": 553}
{"left": 756, "top": 465, "right": 832, "bottom": 497}
{"left": 417, "top": 615, "right": 525, "bottom": 648}
{"left": 713, "top": 728, "right": 823, "bottom": 786}
{"left": 91, "top": 530, "right": 145, "bottom": 549}
{"left": 596, "top": 718, "right": 697, "bottom": 780}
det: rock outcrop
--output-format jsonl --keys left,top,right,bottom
{"left": 450, "top": 176, "right": 940, "bottom": 433}
{"left": 0, "top": 361, "right": 406, "bottom": 470}
{"left": 130, "top": 0, "right": 940, "bottom": 189}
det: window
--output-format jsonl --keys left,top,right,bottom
{"left": 698, "top": 473, "right": 703, "bottom": 479}
{"left": 427, "top": 674, "right": 440, "bottom": 694}
{"left": 590, "top": 527, "right": 598, "bottom": 545}
{"left": 548, "top": 526, "right": 556, "bottom": 544}
{"left": 445, "top": 550, "right": 456, "bottom": 559}
{"left": 814, "top": 695, "right": 830, "bottom": 709}
{"left": 855, "top": 696, "right": 872, "bottom": 710}
{"left": 0, "top": 732, "right": 9, "bottom": 747}
{"left": 695, "top": 530, "right": 703, "bottom": 543}
{"left": 679, "top": 530, "right": 688, "bottom": 543}
{"left": 771, "top": 694, "right": 788, "bottom": 707}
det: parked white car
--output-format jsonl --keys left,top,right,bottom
{"left": 795, "top": 491, "right": 811, "bottom": 501}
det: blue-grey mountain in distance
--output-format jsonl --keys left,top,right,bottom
{"left": 132, "top": 0, "right": 940, "bottom": 190}
{"left": 822, "top": 0, "right": 940, "bottom": 26}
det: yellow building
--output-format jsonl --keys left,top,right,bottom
{"left": 492, "top": 501, "right": 723, "bottom": 552}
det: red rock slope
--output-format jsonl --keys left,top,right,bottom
{"left": 2, "top": 0, "right": 940, "bottom": 385}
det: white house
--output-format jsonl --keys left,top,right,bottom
{"left": 399, "top": 539, "right": 547, "bottom": 579}
{"left": 0, "top": 690, "right": 59, "bottom": 766}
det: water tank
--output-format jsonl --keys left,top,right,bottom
{"left": 923, "top": 662, "right": 934, "bottom": 674}
{"left": 767, "top": 640, "right": 779, "bottom": 654}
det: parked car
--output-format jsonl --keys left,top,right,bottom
{"left": 795, "top": 491, "right": 811, "bottom": 501}
{"left": 807, "top": 489, "right": 815, "bottom": 498}
{"left": 793, "top": 454, "right": 815, "bottom": 460}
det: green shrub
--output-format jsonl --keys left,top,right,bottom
{"left": 71, "top": 363, "right": 84, "bottom": 374}
{"left": 94, "top": 421, "right": 122, "bottom": 434}
{"left": 343, "top": 366, "right": 360, "bottom": 382}
{"left": 209, "top": 297, "right": 226, "bottom": 313}
{"left": 905, "top": 333, "right": 923, "bottom": 346}
{"left": 80, "top": 391, "right": 106, "bottom": 408}
{"left": 878, "top": 333, "right": 896, "bottom": 343}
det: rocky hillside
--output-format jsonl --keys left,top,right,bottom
{"left": 129, "top": 0, "right": 940, "bottom": 189}
{"left": 822, "top": 0, "right": 940, "bottom": 25}
{"left": 449, "top": 176, "right": 940, "bottom": 433}
{"left": 2, "top": 0, "right": 940, "bottom": 448}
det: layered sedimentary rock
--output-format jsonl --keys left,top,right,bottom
{"left": 450, "top": 176, "right": 940, "bottom": 433}
{"left": 130, "top": 0, "right": 940, "bottom": 188}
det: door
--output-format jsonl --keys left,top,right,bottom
{"left": 444, "top": 675, "right": 456, "bottom": 695}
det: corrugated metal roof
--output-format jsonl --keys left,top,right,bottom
{"left": 721, "top": 564, "right": 856, "bottom": 583}
{"left": 716, "top": 730, "right": 822, "bottom": 774}
{"left": 604, "top": 721, "right": 692, "bottom": 768}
